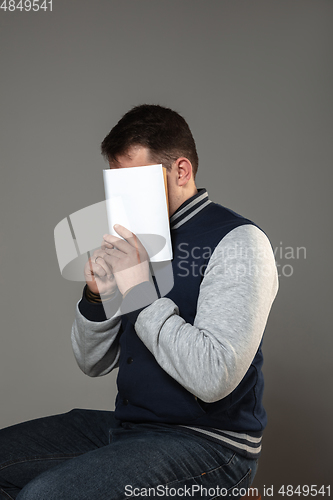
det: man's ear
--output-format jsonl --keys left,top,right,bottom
{"left": 174, "top": 157, "right": 193, "bottom": 186}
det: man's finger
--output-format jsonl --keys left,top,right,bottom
{"left": 101, "top": 241, "right": 114, "bottom": 251}
{"left": 113, "top": 224, "right": 134, "bottom": 241}
{"left": 108, "top": 225, "right": 144, "bottom": 254}
{"left": 112, "top": 225, "right": 138, "bottom": 249}
{"left": 103, "top": 247, "right": 123, "bottom": 262}
{"left": 102, "top": 231, "right": 132, "bottom": 254}
{"left": 89, "top": 258, "right": 110, "bottom": 278}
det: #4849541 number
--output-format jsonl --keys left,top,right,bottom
{"left": 0, "top": 0, "right": 52, "bottom": 11}
{"left": 277, "top": 485, "right": 330, "bottom": 496}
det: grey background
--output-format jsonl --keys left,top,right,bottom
{"left": 1, "top": 0, "right": 332, "bottom": 493}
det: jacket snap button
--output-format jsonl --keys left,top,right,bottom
{"left": 127, "top": 357, "right": 133, "bottom": 364}
{"left": 123, "top": 398, "right": 129, "bottom": 406}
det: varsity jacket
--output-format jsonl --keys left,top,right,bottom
{"left": 71, "top": 189, "right": 278, "bottom": 459}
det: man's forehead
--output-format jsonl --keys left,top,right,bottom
{"left": 109, "top": 145, "right": 152, "bottom": 169}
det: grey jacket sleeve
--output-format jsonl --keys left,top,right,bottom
{"left": 71, "top": 303, "right": 122, "bottom": 376}
{"left": 133, "top": 224, "right": 279, "bottom": 403}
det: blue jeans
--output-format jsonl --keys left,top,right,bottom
{"left": 0, "top": 409, "right": 258, "bottom": 499}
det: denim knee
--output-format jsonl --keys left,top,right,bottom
{"left": 16, "top": 475, "right": 57, "bottom": 500}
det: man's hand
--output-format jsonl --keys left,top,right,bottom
{"left": 84, "top": 248, "right": 117, "bottom": 297}
{"left": 102, "top": 224, "right": 150, "bottom": 296}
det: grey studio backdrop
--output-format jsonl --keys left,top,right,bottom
{"left": 1, "top": 0, "right": 332, "bottom": 494}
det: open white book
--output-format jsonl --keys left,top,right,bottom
{"left": 103, "top": 164, "right": 172, "bottom": 262}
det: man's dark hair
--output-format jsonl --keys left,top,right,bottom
{"left": 101, "top": 104, "right": 199, "bottom": 177}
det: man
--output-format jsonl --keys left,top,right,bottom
{"left": 0, "top": 105, "right": 278, "bottom": 499}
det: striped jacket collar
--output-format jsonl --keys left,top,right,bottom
{"left": 170, "top": 188, "right": 212, "bottom": 230}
